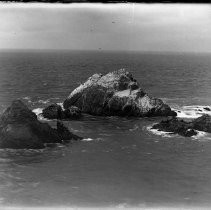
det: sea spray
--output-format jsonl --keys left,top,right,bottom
{"left": 172, "top": 105, "right": 211, "bottom": 119}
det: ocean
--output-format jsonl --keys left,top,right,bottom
{"left": 1, "top": 50, "right": 211, "bottom": 208}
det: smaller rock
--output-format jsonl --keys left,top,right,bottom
{"left": 151, "top": 117, "right": 197, "bottom": 137}
{"left": 184, "top": 129, "right": 198, "bottom": 137}
{"left": 204, "top": 107, "right": 211, "bottom": 111}
{"left": 42, "top": 104, "right": 63, "bottom": 119}
{"left": 42, "top": 104, "right": 82, "bottom": 120}
{"left": 152, "top": 114, "right": 211, "bottom": 137}
{"left": 193, "top": 114, "right": 211, "bottom": 132}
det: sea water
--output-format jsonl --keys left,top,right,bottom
{"left": 1, "top": 50, "right": 211, "bottom": 208}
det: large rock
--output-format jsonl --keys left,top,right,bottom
{"left": 63, "top": 69, "right": 177, "bottom": 117}
{"left": 0, "top": 100, "right": 82, "bottom": 149}
{"left": 42, "top": 103, "right": 81, "bottom": 120}
{"left": 151, "top": 114, "right": 211, "bottom": 137}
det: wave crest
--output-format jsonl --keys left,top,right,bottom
{"left": 172, "top": 105, "right": 211, "bottom": 119}
{"left": 146, "top": 125, "right": 175, "bottom": 138}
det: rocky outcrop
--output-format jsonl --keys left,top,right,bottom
{"left": 42, "top": 104, "right": 81, "bottom": 120}
{"left": 0, "top": 100, "right": 82, "bottom": 149}
{"left": 151, "top": 114, "right": 211, "bottom": 137}
{"left": 151, "top": 117, "right": 197, "bottom": 137}
{"left": 63, "top": 69, "right": 177, "bottom": 117}
{"left": 192, "top": 114, "right": 211, "bottom": 133}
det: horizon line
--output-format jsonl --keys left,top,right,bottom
{"left": 1, "top": 48, "right": 211, "bottom": 54}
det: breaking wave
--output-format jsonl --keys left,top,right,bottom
{"left": 147, "top": 124, "right": 211, "bottom": 141}
{"left": 146, "top": 125, "right": 175, "bottom": 138}
{"left": 32, "top": 101, "right": 63, "bottom": 121}
{"left": 82, "top": 137, "right": 103, "bottom": 142}
{"left": 38, "top": 99, "right": 50, "bottom": 104}
{"left": 32, "top": 107, "right": 50, "bottom": 121}
{"left": 172, "top": 105, "right": 211, "bottom": 119}
{"left": 32, "top": 107, "right": 43, "bottom": 116}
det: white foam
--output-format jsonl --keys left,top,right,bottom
{"left": 22, "top": 96, "right": 32, "bottom": 103}
{"left": 38, "top": 99, "right": 50, "bottom": 104}
{"left": 32, "top": 103, "right": 65, "bottom": 121}
{"left": 191, "top": 130, "right": 211, "bottom": 141}
{"left": 32, "top": 108, "right": 50, "bottom": 121}
{"left": 32, "top": 108, "right": 43, "bottom": 115}
{"left": 146, "top": 125, "right": 175, "bottom": 138}
{"left": 82, "top": 138, "right": 94, "bottom": 141}
{"left": 82, "top": 137, "right": 102, "bottom": 142}
{"left": 57, "top": 102, "right": 64, "bottom": 110}
{"left": 147, "top": 124, "right": 211, "bottom": 141}
{"left": 192, "top": 130, "right": 207, "bottom": 139}
{"left": 172, "top": 105, "right": 211, "bottom": 119}
{"left": 22, "top": 96, "right": 30, "bottom": 100}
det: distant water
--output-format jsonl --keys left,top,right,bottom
{"left": 1, "top": 50, "right": 211, "bottom": 208}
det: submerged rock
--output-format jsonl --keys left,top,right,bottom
{"left": 151, "top": 114, "right": 211, "bottom": 137}
{"left": 42, "top": 104, "right": 81, "bottom": 120}
{"left": 63, "top": 69, "right": 176, "bottom": 117}
{"left": 0, "top": 100, "right": 82, "bottom": 149}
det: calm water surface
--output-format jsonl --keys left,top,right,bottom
{"left": 0, "top": 50, "right": 211, "bottom": 208}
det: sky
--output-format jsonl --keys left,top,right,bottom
{"left": 0, "top": 3, "right": 211, "bottom": 52}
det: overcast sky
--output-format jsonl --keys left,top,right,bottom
{"left": 0, "top": 3, "right": 211, "bottom": 52}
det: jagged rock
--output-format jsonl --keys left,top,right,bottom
{"left": 0, "top": 100, "right": 82, "bottom": 149}
{"left": 63, "top": 69, "right": 177, "bottom": 117}
{"left": 152, "top": 117, "right": 197, "bottom": 137}
{"left": 192, "top": 114, "right": 211, "bottom": 132}
{"left": 151, "top": 114, "right": 211, "bottom": 137}
{"left": 42, "top": 104, "right": 81, "bottom": 120}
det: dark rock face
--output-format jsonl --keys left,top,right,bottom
{"left": 0, "top": 100, "right": 82, "bottom": 149}
{"left": 151, "top": 114, "right": 211, "bottom": 137}
{"left": 192, "top": 114, "right": 211, "bottom": 133}
{"left": 42, "top": 104, "right": 81, "bottom": 120}
{"left": 63, "top": 106, "right": 81, "bottom": 119}
{"left": 56, "top": 121, "right": 80, "bottom": 141}
{"left": 152, "top": 117, "right": 197, "bottom": 137}
{"left": 63, "top": 69, "right": 177, "bottom": 117}
{"left": 42, "top": 103, "right": 63, "bottom": 119}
